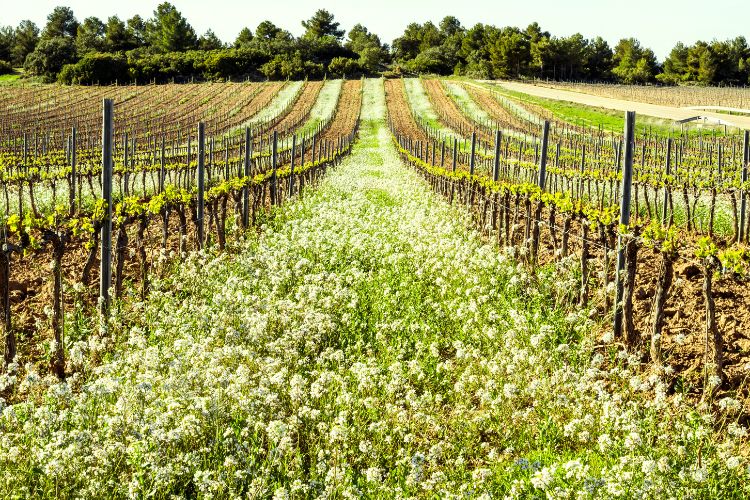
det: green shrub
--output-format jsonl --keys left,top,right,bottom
{"left": 406, "top": 47, "right": 453, "bottom": 75}
{"left": 202, "top": 48, "right": 268, "bottom": 80}
{"left": 327, "top": 56, "right": 362, "bottom": 78}
{"left": 58, "top": 53, "right": 129, "bottom": 85}
{"left": 260, "top": 51, "right": 323, "bottom": 80}
{"left": 24, "top": 37, "right": 76, "bottom": 82}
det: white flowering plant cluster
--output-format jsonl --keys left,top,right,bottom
{"left": 0, "top": 80, "right": 747, "bottom": 498}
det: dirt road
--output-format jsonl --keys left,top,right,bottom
{"left": 496, "top": 81, "right": 750, "bottom": 130}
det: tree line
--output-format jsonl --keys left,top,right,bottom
{"left": 0, "top": 3, "right": 748, "bottom": 86}
{"left": 0, "top": 4, "right": 388, "bottom": 84}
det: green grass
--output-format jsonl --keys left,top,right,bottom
{"left": 403, "top": 78, "right": 479, "bottom": 152}
{"left": 444, "top": 81, "right": 492, "bottom": 123}
{"left": 296, "top": 79, "right": 342, "bottom": 137}
{"left": 713, "top": 109, "right": 750, "bottom": 117}
{"left": 246, "top": 81, "right": 303, "bottom": 126}
{"left": 0, "top": 73, "right": 23, "bottom": 84}
{"left": 403, "top": 78, "right": 462, "bottom": 142}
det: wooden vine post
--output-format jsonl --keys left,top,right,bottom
{"left": 289, "top": 135, "right": 297, "bottom": 197}
{"left": 69, "top": 127, "right": 77, "bottom": 216}
{"left": 160, "top": 134, "right": 166, "bottom": 192}
{"left": 538, "top": 121, "right": 550, "bottom": 190}
{"left": 531, "top": 121, "right": 550, "bottom": 266}
{"left": 159, "top": 134, "right": 169, "bottom": 249}
{"left": 299, "top": 136, "right": 306, "bottom": 196}
{"left": 270, "top": 131, "right": 278, "bottom": 206}
{"left": 493, "top": 130, "right": 501, "bottom": 182}
{"left": 186, "top": 136, "right": 192, "bottom": 190}
{"left": 614, "top": 111, "right": 635, "bottom": 340}
{"left": 242, "top": 127, "right": 251, "bottom": 228}
{"left": 19, "top": 133, "right": 25, "bottom": 231}
{"left": 197, "top": 122, "right": 206, "bottom": 248}
{"left": 662, "top": 138, "right": 672, "bottom": 225}
{"left": 450, "top": 138, "right": 458, "bottom": 204}
{"left": 742, "top": 131, "right": 750, "bottom": 242}
{"left": 709, "top": 143, "right": 720, "bottom": 237}
{"left": 468, "top": 131, "right": 476, "bottom": 205}
{"left": 99, "top": 99, "right": 114, "bottom": 320}
{"left": 578, "top": 145, "right": 585, "bottom": 200}
{"left": 123, "top": 132, "right": 130, "bottom": 197}
{"left": 1, "top": 241, "right": 18, "bottom": 366}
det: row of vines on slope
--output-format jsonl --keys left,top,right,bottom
{"left": 0, "top": 79, "right": 364, "bottom": 389}
{"left": 387, "top": 77, "right": 750, "bottom": 402}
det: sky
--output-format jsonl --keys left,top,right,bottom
{"left": 3, "top": 0, "right": 749, "bottom": 60}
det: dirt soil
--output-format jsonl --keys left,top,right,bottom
{"left": 321, "top": 80, "right": 362, "bottom": 141}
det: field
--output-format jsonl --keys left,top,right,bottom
{"left": 500, "top": 81, "right": 750, "bottom": 132}
{"left": 539, "top": 81, "right": 750, "bottom": 110}
{"left": 1, "top": 77, "right": 750, "bottom": 497}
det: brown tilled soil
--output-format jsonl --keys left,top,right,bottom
{"left": 6, "top": 209, "right": 203, "bottom": 372}
{"left": 265, "top": 79, "right": 362, "bottom": 171}
{"left": 533, "top": 205, "right": 750, "bottom": 402}
{"left": 462, "top": 83, "right": 532, "bottom": 132}
{"left": 385, "top": 79, "right": 429, "bottom": 140}
{"left": 630, "top": 246, "right": 750, "bottom": 395}
{"left": 228, "top": 82, "right": 286, "bottom": 129}
{"left": 321, "top": 80, "right": 362, "bottom": 140}
{"left": 423, "top": 79, "right": 492, "bottom": 141}
{"left": 273, "top": 81, "right": 325, "bottom": 133}
{"left": 462, "top": 82, "right": 591, "bottom": 137}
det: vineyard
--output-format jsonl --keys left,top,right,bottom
{"left": 538, "top": 81, "right": 750, "bottom": 111}
{"left": 1, "top": 77, "right": 750, "bottom": 497}
{"left": 0, "top": 78, "right": 362, "bottom": 377}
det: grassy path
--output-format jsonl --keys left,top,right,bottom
{"left": 296, "top": 79, "right": 342, "bottom": 136}
{"left": 245, "top": 81, "right": 304, "bottom": 126}
{"left": 0, "top": 79, "right": 745, "bottom": 498}
{"left": 403, "top": 78, "right": 464, "bottom": 145}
